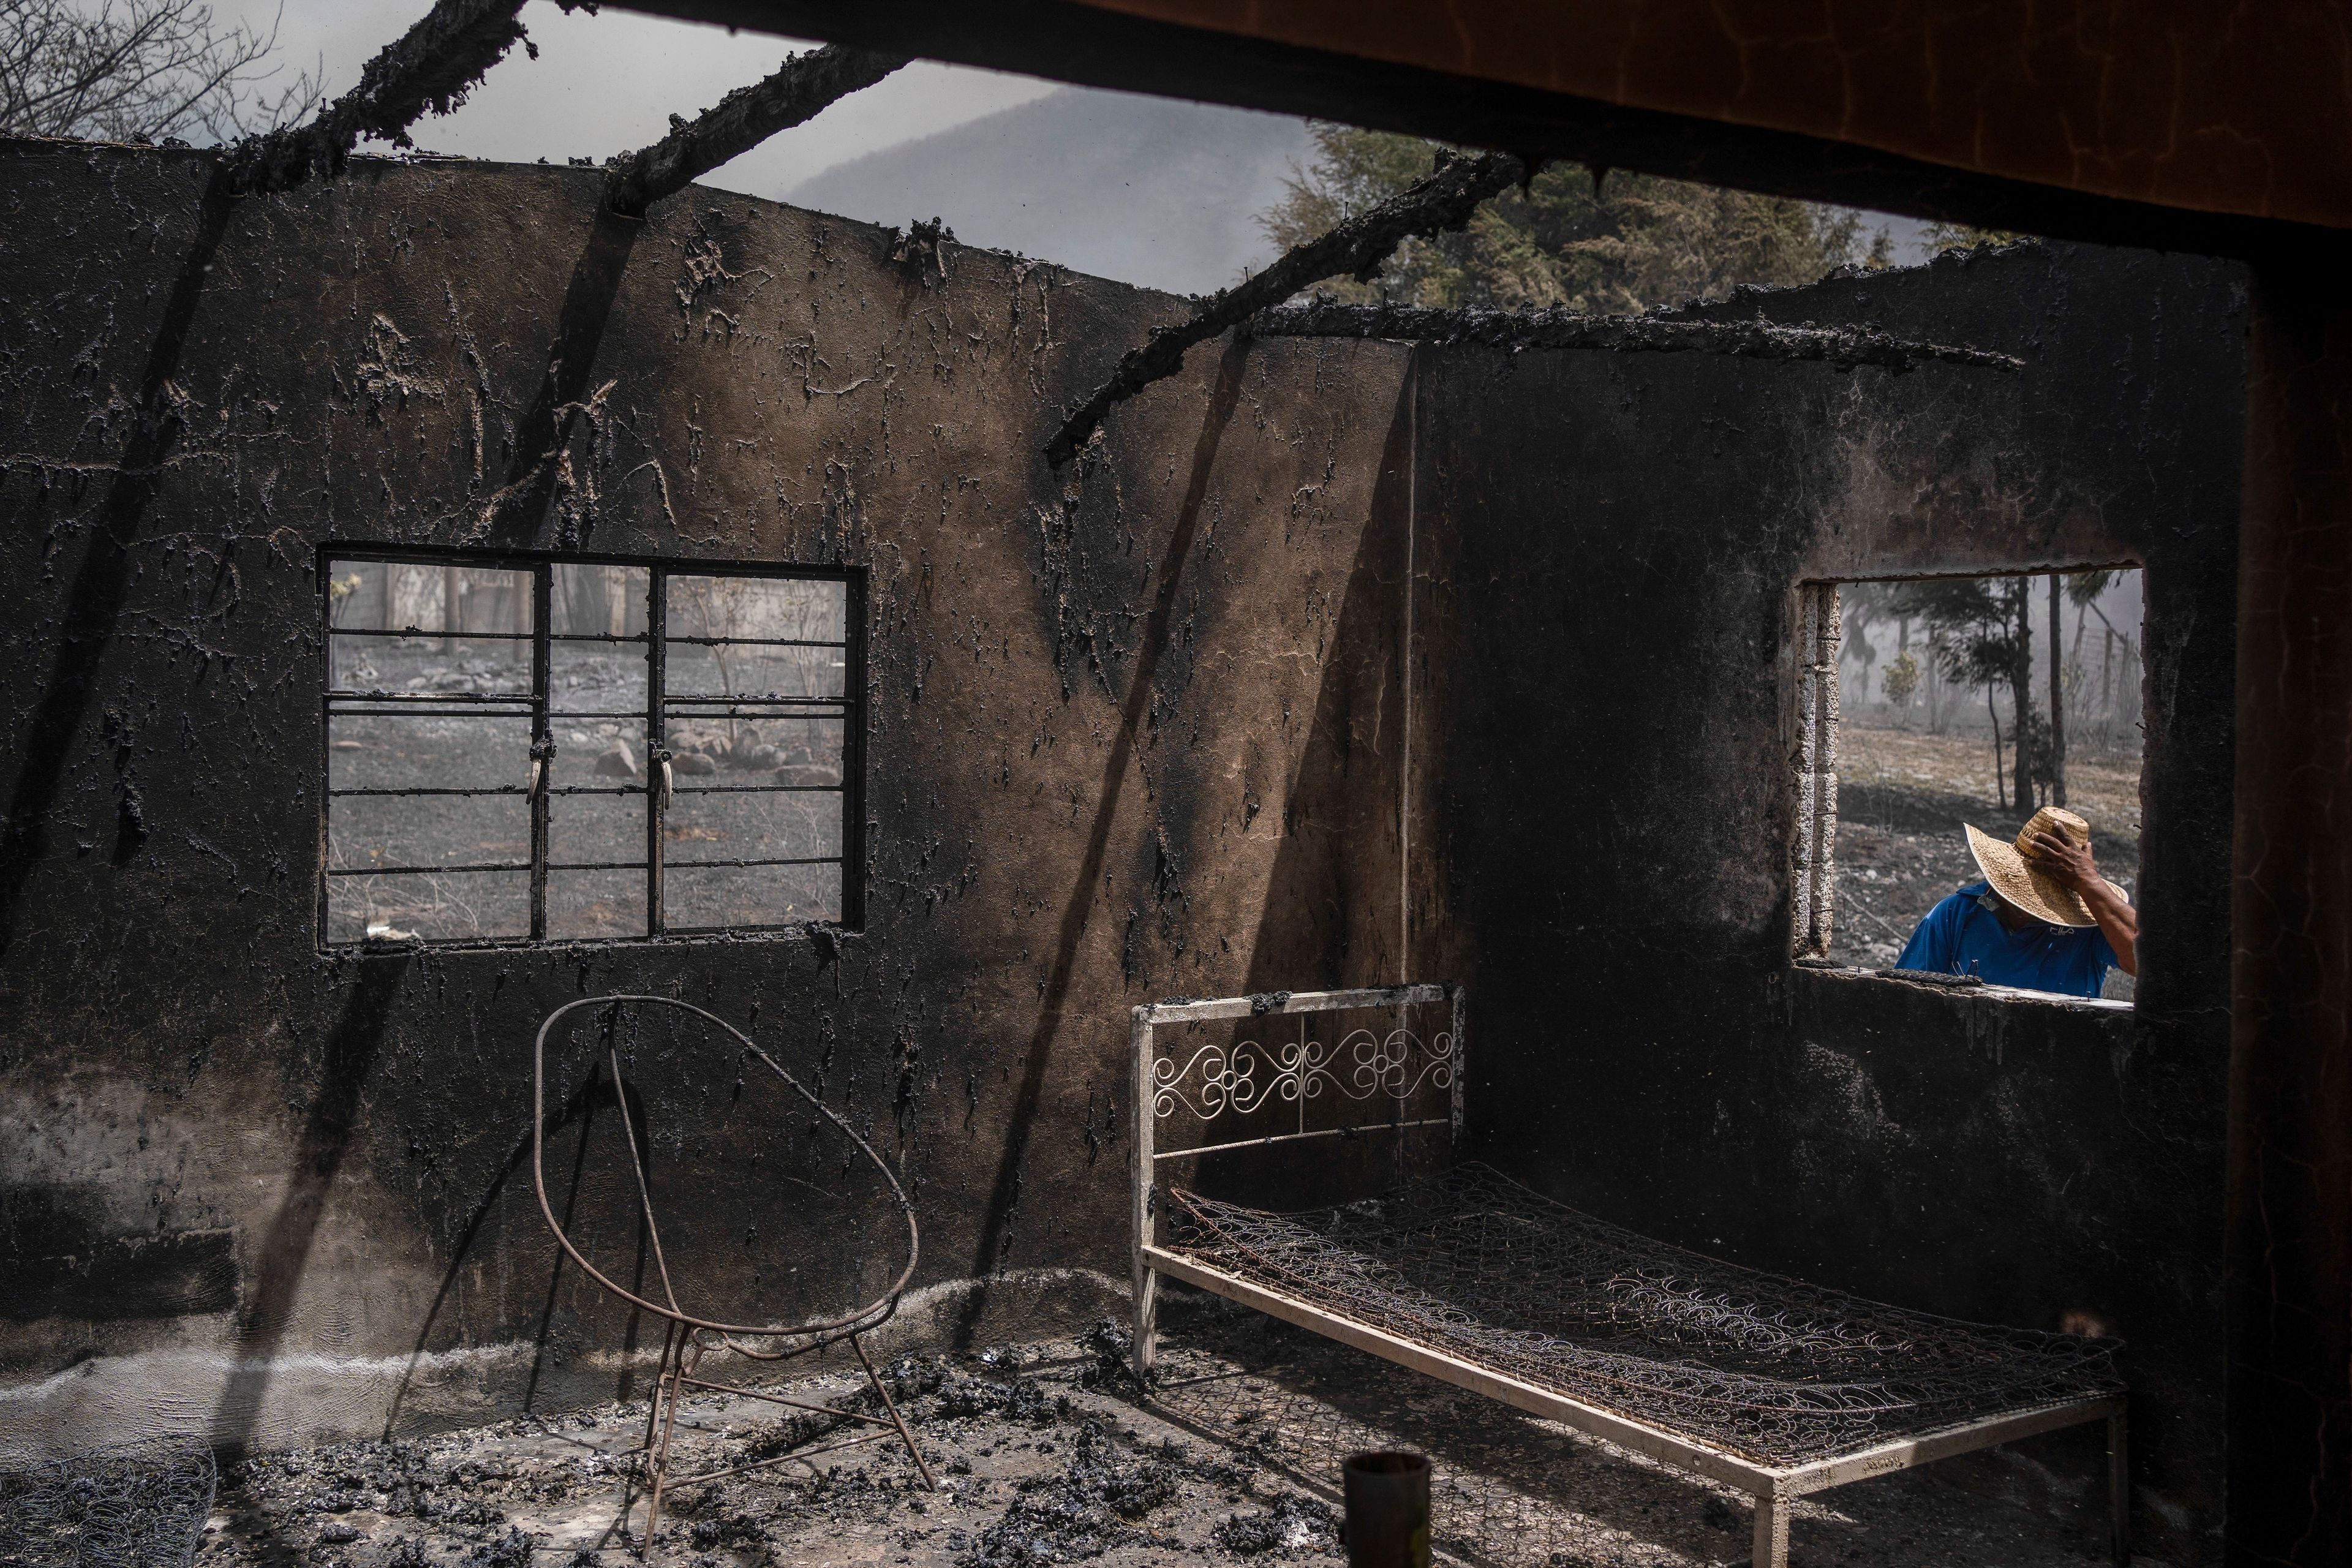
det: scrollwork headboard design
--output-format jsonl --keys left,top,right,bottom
{"left": 1133, "top": 982, "right": 1466, "bottom": 1166}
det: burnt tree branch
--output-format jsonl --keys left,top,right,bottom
{"left": 603, "top": 45, "right": 908, "bottom": 217}
{"left": 224, "top": 0, "right": 542, "bottom": 195}
{"left": 1044, "top": 149, "right": 1528, "bottom": 466}
{"left": 1248, "top": 300, "right": 2024, "bottom": 374}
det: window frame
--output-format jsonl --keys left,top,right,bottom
{"left": 317, "top": 546, "right": 865, "bottom": 950}
{"left": 1788, "top": 569, "right": 2143, "bottom": 1011}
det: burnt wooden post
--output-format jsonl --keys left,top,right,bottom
{"left": 2048, "top": 571, "right": 2066, "bottom": 806}
{"left": 2226, "top": 250, "right": 2352, "bottom": 1566}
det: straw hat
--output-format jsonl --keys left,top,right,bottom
{"left": 1964, "top": 807, "right": 2098, "bottom": 927}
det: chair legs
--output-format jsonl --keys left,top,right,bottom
{"left": 851, "top": 1332, "right": 938, "bottom": 1490}
{"left": 638, "top": 1333, "right": 695, "bottom": 1553}
{"left": 626, "top": 1330, "right": 935, "bottom": 1556}
{"left": 638, "top": 1320, "right": 680, "bottom": 1458}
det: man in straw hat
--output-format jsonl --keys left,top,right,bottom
{"left": 1892, "top": 807, "right": 2138, "bottom": 998}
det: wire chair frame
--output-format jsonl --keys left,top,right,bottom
{"left": 530, "top": 995, "right": 935, "bottom": 1554}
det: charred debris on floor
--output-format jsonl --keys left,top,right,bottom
{"left": 199, "top": 1324, "right": 1316, "bottom": 1567}
{"left": 185, "top": 1310, "right": 2116, "bottom": 1568}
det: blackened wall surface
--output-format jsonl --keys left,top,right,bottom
{"left": 1419, "top": 243, "right": 2242, "bottom": 1559}
{"left": 0, "top": 142, "right": 2247, "bottom": 1559}
{"left": 0, "top": 142, "right": 1418, "bottom": 1453}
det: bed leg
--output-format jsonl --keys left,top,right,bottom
{"left": 1751, "top": 1491, "right": 1789, "bottom": 1568}
{"left": 1131, "top": 1261, "right": 1158, "bottom": 1384}
{"left": 2107, "top": 1406, "right": 2130, "bottom": 1566}
{"left": 1131, "top": 1008, "right": 1158, "bottom": 1388}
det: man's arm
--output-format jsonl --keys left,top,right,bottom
{"left": 2029, "top": 830, "right": 2139, "bottom": 976}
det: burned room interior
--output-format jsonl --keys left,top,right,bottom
{"left": 0, "top": 4, "right": 2343, "bottom": 1567}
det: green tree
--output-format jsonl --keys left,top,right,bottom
{"left": 1840, "top": 579, "right": 1904, "bottom": 701}
{"left": 1880, "top": 650, "right": 1921, "bottom": 715}
{"left": 1920, "top": 221, "right": 2029, "bottom": 255}
{"left": 1891, "top": 577, "right": 2046, "bottom": 816}
{"left": 1262, "top": 126, "right": 1864, "bottom": 312}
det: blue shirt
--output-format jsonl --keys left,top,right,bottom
{"left": 1893, "top": 881, "right": 2119, "bottom": 998}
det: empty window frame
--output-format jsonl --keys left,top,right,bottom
{"left": 321, "top": 552, "right": 861, "bottom": 947}
{"left": 1793, "top": 571, "right": 2144, "bottom": 1001}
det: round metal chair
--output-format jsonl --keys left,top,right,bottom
{"left": 531, "top": 995, "right": 932, "bottom": 1552}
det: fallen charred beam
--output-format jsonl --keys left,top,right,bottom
{"left": 1044, "top": 150, "right": 1528, "bottom": 466}
{"left": 1248, "top": 300, "right": 2024, "bottom": 374}
{"left": 225, "top": 0, "right": 540, "bottom": 195}
{"left": 604, "top": 45, "right": 909, "bottom": 217}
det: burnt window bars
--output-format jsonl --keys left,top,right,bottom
{"left": 320, "top": 552, "right": 862, "bottom": 948}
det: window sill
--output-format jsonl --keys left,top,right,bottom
{"left": 1790, "top": 959, "right": 2133, "bottom": 1015}
{"left": 318, "top": 923, "right": 858, "bottom": 959}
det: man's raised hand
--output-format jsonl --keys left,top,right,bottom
{"left": 2026, "top": 829, "right": 2100, "bottom": 893}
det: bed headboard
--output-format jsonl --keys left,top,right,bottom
{"left": 1131, "top": 981, "right": 1465, "bottom": 1186}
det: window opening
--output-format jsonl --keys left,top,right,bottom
{"left": 1794, "top": 570, "right": 2143, "bottom": 1003}
{"left": 322, "top": 552, "right": 861, "bottom": 948}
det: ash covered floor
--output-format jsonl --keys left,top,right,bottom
{"left": 189, "top": 1296, "right": 2129, "bottom": 1568}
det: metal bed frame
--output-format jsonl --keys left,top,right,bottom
{"left": 1128, "top": 982, "right": 2128, "bottom": 1568}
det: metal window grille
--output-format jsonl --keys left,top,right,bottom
{"left": 318, "top": 549, "right": 864, "bottom": 948}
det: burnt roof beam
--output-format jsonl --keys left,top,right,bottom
{"left": 1045, "top": 150, "right": 1526, "bottom": 466}
{"left": 603, "top": 45, "right": 909, "bottom": 217}
{"left": 226, "top": 0, "right": 551, "bottom": 196}
{"left": 1250, "top": 301, "right": 2022, "bottom": 375}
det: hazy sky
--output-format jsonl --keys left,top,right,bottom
{"left": 214, "top": 0, "right": 1058, "bottom": 190}
{"left": 209, "top": 1, "right": 1937, "bottom": 283}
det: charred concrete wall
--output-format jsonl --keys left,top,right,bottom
{"left": 0, "top": 141, "right": 2244, "bottom": 1559}
{"left": 0, "top": 142, "right": 1420, "bottom": 1455}
{"left": 1419, "top": 243, "right": 2242, "bottom": 1559}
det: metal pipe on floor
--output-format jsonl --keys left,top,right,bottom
{"left": 1342, "top": 1450, "right": 1431, "bottom": 1568}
